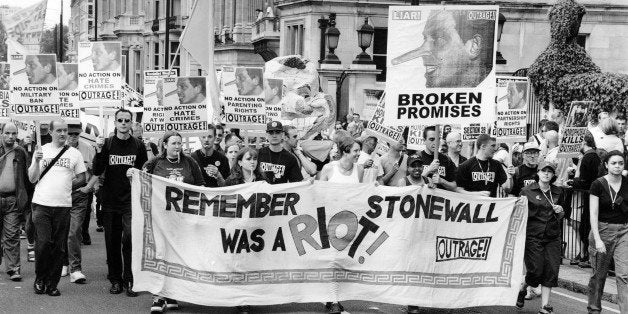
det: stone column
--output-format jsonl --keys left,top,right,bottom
{"left": 232, "top": 1, "right": 244, "bottom": 42}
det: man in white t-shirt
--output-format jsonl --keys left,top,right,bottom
{"left": 28, "top": 119, "right": 86, "bottom": 297}
{"left": 356, "top": 136, "right": 383, "bottom": 183}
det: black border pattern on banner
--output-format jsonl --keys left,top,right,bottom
{"left": 139, "top": 172, "right": 525, "bottom": 288}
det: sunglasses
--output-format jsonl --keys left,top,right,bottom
{"left": 117, "top": 118, "right": 131, "bottom": 123}
{"left": 68, "top": 132, "right": 80, "bottom": 136}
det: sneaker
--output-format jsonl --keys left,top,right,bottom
{"left": 96, "top": 226, "right": 104, "bottom": 232}
{"left": 151, "top": 296, "right": 166, "bottom": 313}
{"left": 7, "top": 269, "right": 22, "bottom": 282}
{"left": 61, "top": 266, "right": 69, "bottom": 277}
{"left": 165, "top": 298, "right": 179, "bottom": 310}
{"left": 525, "top": 286, "right": 541, "bottom": 300}
{"left": 539, "top": 304, "right": 554, "bottom": 313}
{"left": 516, "top": 289, "right": 526, "bottom": 309}
{"left": 27, "top": 250, "right": 35, "bottom": 262}
{"left": 579, "top": 260, "right": 592, "bottom": 268}
{"left": 70, "top": 271, "right": 86, "bottom": 284}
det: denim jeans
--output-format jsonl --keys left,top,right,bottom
{"left": 1, "top": 195, "right": 20, "bottom": 273}
{"left": 32, "top": 204, "right": 71, "bottom": 289}
{"left": 63, "top": 190, "right": 89, "bottom": 272}
{"left": 588, "top": 221, "right": 628, "bottom": 313}
{"left": 102, "top": 208, "right": 133, "bottom": 284}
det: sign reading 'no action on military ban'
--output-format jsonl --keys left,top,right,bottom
{"left": 384, "top": 6, "right": 499, "bottom": 126}
{"left": 9, "top": 54, "right": 60, "bottom": 119}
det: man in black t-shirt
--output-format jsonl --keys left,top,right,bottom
{"left": 258, "top": 121, "right": 303, "bottom": 184}
{"left": 456, "top": 134, "right": 509, "bottom": 197}
{"left": 191, "top": 124, "right": 230, "bottom": 187}
{"left": 93, "top": 109, "right": 147, "bottom": 297}
{"left": 419, "top": 126, "right": 457, "bottom": 191}
{"left": 509, "top": 142, "right": 541, "bottom": 196}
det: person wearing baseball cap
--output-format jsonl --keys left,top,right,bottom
{"left": 257, "top": 121, "right": 303, "bottom": 184}
{"left": 517, "top": 160, "right": 566, "bottom": 313}
{"left": 397, "top": 155, "right": 436, "bottom": 188}
{"left": 509, "top": 141, "right": 541, "bottom": 197}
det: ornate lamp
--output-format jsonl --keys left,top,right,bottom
{"left": 322, "top": 13, "right": 341, "bottom": 64}
{"left": 353, "top": 17, "right": 374, "bottom": 64}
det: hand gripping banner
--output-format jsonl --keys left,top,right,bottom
{"left": 131, "top": 170, "right": 527, "bottom": 308}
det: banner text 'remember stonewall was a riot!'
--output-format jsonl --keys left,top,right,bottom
{"left": 131, "top": 170, "right": 527, "bottom": 308}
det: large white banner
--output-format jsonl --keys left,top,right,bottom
{"left": 131, "top": 170, "right": 527, "bottom": 308}
{"left": 9, "top": 54, "right": 60, "bottom": 120}
{"left": 77, "top": 41, "right": 123, "bottom": 107}
{"left": 385, "top": 6, "right": 498, "bottom": 126}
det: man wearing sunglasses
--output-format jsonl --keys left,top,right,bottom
{"left": 258, "top": 121, "right": 303, "bottom": 184}
{"left": 93, "top": 109, "right": 147, "bottom": 297}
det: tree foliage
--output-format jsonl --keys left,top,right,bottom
{"left": 528, "top": 0, "right": 628, "bottom": 112}
{"left": 39, "top": 24, "right": 70, "bottom": 62}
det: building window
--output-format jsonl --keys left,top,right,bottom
{"left": 154, "top": 0, "right": 160, "bottom": 19}
{"left": 154, "top": 41, "right": 160, "bottom": 69}
{"left": 134, "top": 50, "right": 142, "bottom": 91}
{"left": 577, "top": 34, "right": 588, "bottom": 49}
{"left": 373, "top": 27, "right": 387, "bottom": 82}
{"left": 286, "top": 23, "right": 304, "bottom": 55}
{"left": 88, "top": 4, "right": 93, "bottom": 15}
{"left": 169, "top": 41, "right": 180, "bottom": 70}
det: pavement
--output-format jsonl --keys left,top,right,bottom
{"left": 558, "top": 262, "right": 619, "bottom": 304}
{"left": 0, "top": 218, "right": 621, "bottom": 313}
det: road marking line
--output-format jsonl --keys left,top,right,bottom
{"left": 552, "top": 290, "right": 619, "bottom": 313}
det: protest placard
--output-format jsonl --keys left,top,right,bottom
{"left": 143, "top": 70, "right": 176, "bottom": 137}
{"left": 407, "top": 125, "right": 426, "bottom": 151}
{"left": 0, "top": 63, "right": 10, "bottom": 122}
{"left": 384, "top": 6, "right": 498, "bottom": 126}
{"left": 143, "top": 76, "right": 209, "bottom": 137}
{"left": 558, "top": 101, "right": 590, "bottom": 157}
{"left": 131, "top": 170, "right": 526, "bottom": 308}
{"left": 365, "top": 98, "right": 405, "bottom": 146}
{"left": 77, "top": 41, "right": 122, "bottom": 107}
{"left": 222, "top": 66, "right": 267, "bottom": 129}
{"left": 494, "top": 76, "right": 528, "bottom": 142}
{"left": 265, "top": 78, "right": 283, "bottom": 122}
{"left": 56, "top": 63, "right": 80, "bottom": 124}
{"left": 463, "top": 123, "right": 491, "bottom": 142}
{"left": 9, "top": 53, "right": 60, "bottom": 119}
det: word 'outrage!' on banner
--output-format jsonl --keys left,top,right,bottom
{"left": 142, "top": 76, "right": 209, "bottom": 137}
{"left": 131, "top": 170, "right": 527, "bottom": 308}
{"left": 77, "top": 41, "right": 122, "bottom": 107}
{"left": 9, "top": 54, "right": 60, "bottom": 119}
{"left": 384, "top": 6, "right": 498, "bottom": 126}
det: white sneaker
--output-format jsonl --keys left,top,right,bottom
{"left": 70, "top": 271, "right": 86, "bottom": 283}
{"left": 61, "top": 266, "right": 69, "bottom": 277}
{"left": 525, "top": 285, "right": 541, "bottom": 300}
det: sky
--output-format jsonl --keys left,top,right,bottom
{"left": 0, "top": 0, "right": 71, "bottom": 29}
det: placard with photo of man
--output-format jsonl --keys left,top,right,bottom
{"left": 9, "top": 53, "right": 60, "bottom": 119}
{"left": 57, "top": 63, "right": 81, "bottom": 124}
{"left": 385, "top": 6, "right": 498, "bottom": 126}
{"left": 77, "top": 41, "right": 122, "bottom": 107}
{"left": 494, "top": 76, "right": 529, "bottom": 142}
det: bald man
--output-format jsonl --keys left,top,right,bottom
{"left": 446, "top": 131, "right": 467, "bottom": 168}
{"left": 0, "top": 122, "right": 32, "bottom": 281}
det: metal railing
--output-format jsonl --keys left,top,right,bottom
{"left": 563, "top": 189, "right": 587, "bottom": 261}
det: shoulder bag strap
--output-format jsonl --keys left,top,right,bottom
{"left": 38, "top": 145, "right": 70, "bottom": 182}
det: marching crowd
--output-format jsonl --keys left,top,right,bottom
{"left": 0, "top": 108, "right": 626, "bottom": 314}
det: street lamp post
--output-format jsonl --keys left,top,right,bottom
{"left": 322, "top": 13, "right": 341, "bottom": 64}
{"left": 353, "top": 18, "right": 374, "bottom": 64}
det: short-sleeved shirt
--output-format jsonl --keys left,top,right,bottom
{"left": 357, "top": 151, "right": 383, "bottom": 183}
{"left": 511, "top": 164, "right": 538, "bottom": 196}
{"left": 191, "top": 149, "right": 230, "bottom": 187}
{"left": 456, "top": 156, "right": 507, "bottom": 197}
{"left": 32, "top": 144, "right": 86, "bottom": 207}
{"left": 258, "top": 147, "right": 303, "bottom": 184}
{"left": 589, "top": 177, "right": 628, "bottom": 224}
{"left": 148, "top": 157, "right": 205, "bottom": 186}
{"left": 420, "top": 150, "right": 457, "bottom": 188}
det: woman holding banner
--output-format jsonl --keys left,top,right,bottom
{"left": 142, "top": 131, "right": 205, "bottom": 313}
{"left": 517, "top": 161, "right": 566, "bottom": 314}
{"left": 587, "top": 151, "right": 628, "bottom": 313}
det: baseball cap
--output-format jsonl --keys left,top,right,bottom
{"left": 522, "top": 141, "right": 541, "bottom": 153}
{"left": 68, "top": 123, "right": 82, "bottom": 134}
{"left": 266, "top": 121, "right": 283, "bottom": 132}
{"left": 407, "top": 155, "right": 424, "bottom": 167}
{"left": 538, "top": 161, "right": 557, "bottom": 173}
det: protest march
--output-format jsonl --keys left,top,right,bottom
{"left": 0, "top": 0, "right": 627, "bottom": 314}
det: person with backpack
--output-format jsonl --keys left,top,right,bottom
{"left": 143, "top": 131, "right": 204, "bottom": 313}
{"left": 28, "top": 119, "right": 86, "bottom": 296}
{"left": 92, "top": 108, "right": 147, "bottom": 297}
